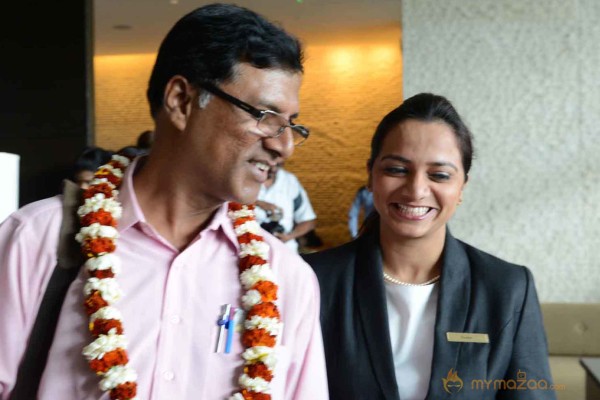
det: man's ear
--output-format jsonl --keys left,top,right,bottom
{"left": 163, "top": 75, "right": 194, "bottom": 131}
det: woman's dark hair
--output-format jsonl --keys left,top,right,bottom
{"left": 147, "top": 3, "right": 304, "bottom": 117}
{"left": 367, "top": 93, "right": 474, "bottom": 179}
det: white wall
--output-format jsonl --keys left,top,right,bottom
{"left": 402, "top": 0, "right": 599, "bottom": 302}
{"left": 0, "top": 153, "right": 19, "bottom": 223}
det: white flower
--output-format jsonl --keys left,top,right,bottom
{"left": 112, "top": 154, "right": 131, "bottom": 168}
{"left": 239, "top": 374, "right": 270, "bottom": 393}
{"left": 82, "top": 332, "right": 128, "bottom": 361}
{"left": 85, "top": 254, "right": 122, "bottom": 274}
{"left": 100, "top": 164, "right": 124, "bottom": 179}
{"left": 75, "top": 223, "right": 119, "bottom": 243}
{"left": 228, "top": 206, "right": 255, "bottom": 219}
{"left": 245, "top": 316, "right": 281, "bottom": 336}
{"left": 239, "top": 240, "right": 270, "bottom": 259}
{"left": 78, "top": 196, "right": 122, "bottom": 219}
{"left": 241, "top": 290, "right": 262, "bottom": 310}
{"left": 90, "top": 306, "right": 123, "bottom": 323}
{"left": 241, "top": 346, "right": 277, "bottom": 369}
{"left": 84, "top": 278, "right": 122, "bottom": 304}
{"left": 240, "top": 264, "right": 276, "bottom": 290}
{"left": 234, "top": 220, "right": 261, "bottom": 236}
{"left": 98, "top": 365, "right": 137, "bottom": 391}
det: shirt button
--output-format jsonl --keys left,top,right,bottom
{"left": 163, "top": 371, "right": 175, "bottom": 381}
{"left": 170, "top": 315, "right": 181, "bottom": 324}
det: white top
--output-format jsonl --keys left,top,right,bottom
{"left": 384, "top": 281, "right": 439, "bottom": 400}
{"left": 255, "top": 169, "right": 316, "bottom": 252}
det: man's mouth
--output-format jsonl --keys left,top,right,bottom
{"left": 250, "top": 161, "right": 270, "bottom": 172}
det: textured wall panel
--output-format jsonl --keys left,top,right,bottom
{"left": 403, "top": 0, "right": 596, "bottom": 302}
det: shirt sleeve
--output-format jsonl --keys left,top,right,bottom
{"left": 348, "top": 189, "right": 363, "bottom": 238}
{"left": 284, "top": 270, "right": 329, "bottom": 400}
{"left": 0, "top": 206, "right": 60, "bottom": 399}
{"left": 292, "top": 184, "right": 316, "bottom": 225}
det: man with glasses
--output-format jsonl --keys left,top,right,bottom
{"left": 0, "top": 4, "right": 328, "bottom": 399}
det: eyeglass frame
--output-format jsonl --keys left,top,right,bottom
{"left": 199, "top": 82, "right": 310, "bottom": 145}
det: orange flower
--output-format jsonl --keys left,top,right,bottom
{"left": 90, "top": 269, "right": 115, "bottom": 279}
{"left": 82, "top": 238, "right": 116, "bottom": 257}
{"left": 233, "top": 216, "right": 254, "bottom": 228}
{"left": 110, "top": 381, "right": 137, "bottom": 400}
{"left": 94, "top": 169, "right": 121, "bottom": 187}
{"left": 89, "top": 348, "right": 128, "bottom": 373}
{"left": 238, "top": 233, "right": 264, "bottom": 244}
{"left": 242, "top": 328, "right": 276, "bottom": 348}
{"left": 247, "top": 302, "right": 280, "bottom": 320}
{"left": 245, "top": 362, "right": 273, "bottom": 382}
{"left": 252, "top": 281, "right": 278, "bottom": 302}
{"left": 90, "top": 318, "right": 123, "bottom": 337}
{"left": 84, "top": 291, "right": 109, "bottom": 315}
{"left": 107, "top": 159, "right": 126, "bottom": 171}
{"left": 240, "top": 389, "right": 271, "bottom": 400}
{"left": 83, "top": 183, "right": 114, "bottom": 200}
{"left": 239, "top": 255, "right": 267, "bottom": 273}
{"left": 229, "top": 202, "right": 254, "bottom": 212}
{"left": 81, "top": 210, "right": 116, "bottom": 227}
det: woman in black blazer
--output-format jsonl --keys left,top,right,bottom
{"left": 304, "top": 93, "right": 555, "bottom": 400}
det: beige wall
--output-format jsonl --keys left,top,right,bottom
{"left": 94, "top": 25, "right": 403, "bottom": 248}
{"left": 402, "top": 0, "right": 599, "bottom": 302}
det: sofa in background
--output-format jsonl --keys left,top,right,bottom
{"left": 541, "top": 303, "right": 600, "bottom": 400}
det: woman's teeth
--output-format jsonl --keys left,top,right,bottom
{"left": 396, "top": 204, "right": 430, "bottom": 217}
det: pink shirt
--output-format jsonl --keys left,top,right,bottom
{"left": 0, "top": 162, "right": 329, "bottom": 399}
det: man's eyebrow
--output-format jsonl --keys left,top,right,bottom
{"left": 380, "top": 155, "right": 459, "bottom": 171}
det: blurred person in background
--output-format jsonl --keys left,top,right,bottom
{"left": 255, "top": 161, "right": 317, "bottom": 253}
{"left": 348, "top": 184, "right": 374, "bottom": 239}
{"left": 72, "top": 146, "right": 114, "bottom": 189}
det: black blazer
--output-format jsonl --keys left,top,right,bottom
{"left": 304, "top": 229, "right": 556, "bottom": 400}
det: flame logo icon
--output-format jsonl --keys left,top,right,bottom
{"left": 442, "top": 368, "right": 464, "bottom": 394}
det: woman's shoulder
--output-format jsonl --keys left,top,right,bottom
{"left": 456, "top": 238, "right": 532, "bottom": 287}
{"left": 302, "top": 239, "right": 359, "bottom": 275}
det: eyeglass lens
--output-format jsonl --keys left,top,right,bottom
{"left": 257, "top": 112, "right": 307, "bottom": 145}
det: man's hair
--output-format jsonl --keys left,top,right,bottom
{"left": 147, "top": 3, "right": 304, "bottom": 117}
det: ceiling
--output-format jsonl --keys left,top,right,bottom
{"left": 94, "top": 0, "right": 402, "bottom": 55}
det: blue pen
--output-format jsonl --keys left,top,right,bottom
{"left": 224, "top": 306, "right": 236, "bottom": 354}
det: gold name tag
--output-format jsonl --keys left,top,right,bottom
{"left": 446, "top": 332, "right": 489, "bottom": 343}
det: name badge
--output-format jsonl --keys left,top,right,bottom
{"left": 446, "top": 332, "right": 489, "bottom": 343}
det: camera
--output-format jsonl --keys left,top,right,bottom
{"left": 261, "top": 208, "right": 285, "bottom": 234}
{"left": 260, "top": 220, "right": 285, "bottom": 234}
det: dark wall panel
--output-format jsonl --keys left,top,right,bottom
{"left": 0, "top": 0, "right": 93, "bottom": 206}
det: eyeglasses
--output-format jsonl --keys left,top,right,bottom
{"left": 200, "top": 82, "right": 310, "bottom": 146}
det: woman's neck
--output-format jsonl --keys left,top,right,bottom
{"left": 379, "top": 225, "right": 446, "bottom": 283}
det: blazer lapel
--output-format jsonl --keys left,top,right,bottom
{"left": 426, "top": 231, "right": 472, "bottom": 399}
{"left": 355, "top": 229, "right": 401, "bottom": 400}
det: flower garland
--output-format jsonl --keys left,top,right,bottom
{"left": 228, "top": 203, "right": 281, "bottom": 400}
{"left": 76, "top": 154, "right": 138, "bottom": 400}
{"left": 76, "top": 155, "right": 281, "bottom": 400}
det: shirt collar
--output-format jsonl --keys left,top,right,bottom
{"left": 118, "top": 157, "right": 238, "bottom": 247}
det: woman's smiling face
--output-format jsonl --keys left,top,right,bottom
{"left": 369, "top": 119, "right": 466, "bottom": 243}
